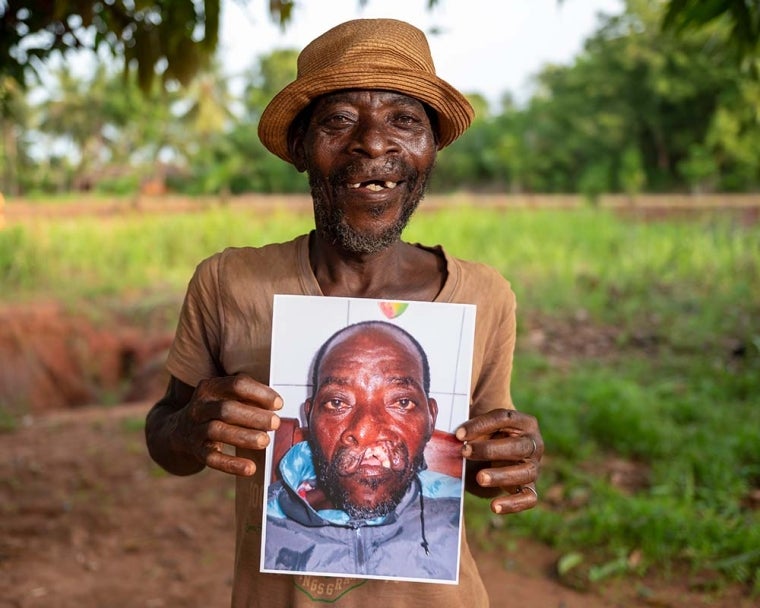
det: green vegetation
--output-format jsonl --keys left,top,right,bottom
{"left": 0, "top": 206, "right": 313, "bottom": 301}
{"left": 2, "top": 204, "right": 758, "bottom": 591}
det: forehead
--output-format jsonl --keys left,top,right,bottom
{"left": 318, "top": 326, "right": 420, "bottom": 372}
{"left": 311, "top": 89, "right": 428, "bottom": 112}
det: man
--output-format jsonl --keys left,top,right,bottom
{"left": 145, "top": 18, "right": 543, "bottom": 608}
{"left": 265, "top": 321, "right": 461, "bottom": 580}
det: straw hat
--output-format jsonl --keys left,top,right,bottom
{"left": 258, "top": 18, "right": 475, "bottom": 164}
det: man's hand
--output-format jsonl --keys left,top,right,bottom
{"left": 146, "top": 374, "right": 283, "bottom": 477}
{"left": 456, "top": 408, "right": 543, "bottom": 514}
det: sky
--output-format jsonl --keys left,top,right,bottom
{"left": 219, "top": 0, "right": 624, "bottom": 107}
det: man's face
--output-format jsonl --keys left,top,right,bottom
{"left": 291, "top": 90, "right": 438, "bottom": 254}
{"left": 306, "top": 325, "right": 438, "bottom": 519}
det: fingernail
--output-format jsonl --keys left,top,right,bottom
{"left": 455, "top": 428, "right": 466, "bottom": 441}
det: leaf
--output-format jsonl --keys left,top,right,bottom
{"left": 588, "top": 555, "right": 630, "bottom": 582}
{"left": 557, "top": 552, "right": 585, "bottom": 576}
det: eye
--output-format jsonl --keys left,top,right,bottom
{"left": 320, "top": 112, "right": 355, "bottom": 129}
{"left": 391, "top": 397, "right": 417, "bottom": 411}
{"left": 319, "top": 394, "right": 356, "bottom": 413}
{"left": 323, "top": 398, "right": 346, "bottom": 411}
{"left": 393, "top": 113, "right": 420, "bottom": 127}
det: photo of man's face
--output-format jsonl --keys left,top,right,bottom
{"left": 305, "top": 322, "right": 438, "bottom": 519}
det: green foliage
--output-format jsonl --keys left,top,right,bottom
{"left": 0, "top": 0, "right": 300, "bottom": 94}
{"left": 408, "top": 205, "right": 760, "bottom": 351}
{"left": 0, "top": 205, "right": 314, "bottom": 300}
{"left": 0, "top": 405, "right": 19, "bottom": 433}
{"left": 420, "top": 203, "right": 758, "bottom": 584}
{"left": 679, "top": 144, "right": 719, "bottom": 193}
{"left": 662, "top": 0, "right": 760, "bottom": 69}
{"left": 579, "top": 162, "right": 612, "bottom": 206}
{"left": 120, "top": 416, "right": 146, "bottom": 434}
{"left": 180, "top": 125, "right": 309, "bottom": 195}
{"left": 428, "top": 0, "right": 758, "bottom": 195}
{"left": 243, "top": 49, "right": 299, "bottom": 121}
{"left": 3, "top": 1, "right": 759, "bottom": 196}
{"left": 96, "top": 174, "right": 141, "bottom": 196}
{"left": 478, "top": 347, "right": 760, "bottom": 585}
{"left": 0, "top": 1, "right": 221, "bottom": 92}
{"left": 619, "top": 145, "right": 647, "bottom": 198}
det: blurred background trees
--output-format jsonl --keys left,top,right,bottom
{"left": 0, "top": 0, "right": 758, "bottom": 196}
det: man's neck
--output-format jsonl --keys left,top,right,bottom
{"left": 308, "top": 232, "right": 446, "bottom": 301}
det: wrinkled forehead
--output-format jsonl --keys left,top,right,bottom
{"left": 291, "top": 89, "right": 439, "bottom": 137}
{"left": 318, "top": 325, "right": 421, "bottom": 373}
{"left": 312, "top": 89, "right": 425, "bottom": 108}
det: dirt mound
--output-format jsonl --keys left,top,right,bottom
{"left": 0, "top": 303, "right": 172, "bottom": 416}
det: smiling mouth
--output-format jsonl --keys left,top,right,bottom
{"left": 347, "top": 180, "right": 398, "bottom": 191}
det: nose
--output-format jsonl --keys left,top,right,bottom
{"left": 340, "top": 405, "right": 391, "bottom": 447}
{"left": 348, "top": 117, "right": 399, "bottom": 158}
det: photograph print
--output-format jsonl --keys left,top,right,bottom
{"left": 261, "top": 294, "right": 476, "bottom": 584}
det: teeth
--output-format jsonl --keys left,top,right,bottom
{"left": 347, "top": 181, "right": 398, "bottom": 190}
{"left": 362, "top": 446, "right": 391, "bottom": 469}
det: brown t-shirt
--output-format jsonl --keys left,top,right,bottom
{"left": 166, "top": 233, "right": 517, "bottom": 608}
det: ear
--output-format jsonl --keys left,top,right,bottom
{"left": 304, "top": 398, "right": 313, "bottom": 421}
{"left": 427, "top": 397, "right": 438, "bottom": 429}
{"left": 288, "top": 131, "right": 308, "bottom": 173}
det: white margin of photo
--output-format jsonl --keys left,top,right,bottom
{"left": 260, "top": 294, "right": 476, "bottom": 584}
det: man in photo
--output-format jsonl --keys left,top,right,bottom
{"left": 265, "top": 321, "right": 460, "bottom": 580}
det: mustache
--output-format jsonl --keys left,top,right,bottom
{"left": 328, "top": 157, "right": 418, "bottom": 189}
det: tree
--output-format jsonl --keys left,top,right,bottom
{"left": 33, "top": 62, "right": 182, "bottom": 192}
{"left": 0, "top": 75, "right": 30, "bottom": 195}
{"left": 619, "top": 145, "right": 647, "bottom": 201}
{"left": 661, "top": 0, "right": 760, "bottom": 72}
{"left": 0, "top": 1, "right": 302, "bottom": 93}
{"left": 242, "top": 49, "right": 299, "bottom": 121}
{"left": 2, "top": 0, "right": 756, "bottom": 95}
{"left": 180, "top": 47, "right": 306, "bottom": 195}
{"left": 678, "top": 143, "right": 719, "bottom": 193}
{"left": 514, "top": 0, "right": 746, "bottom": 192}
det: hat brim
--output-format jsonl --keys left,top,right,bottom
{"left": 258, "top": 68, "right": 474, "bottom": 164}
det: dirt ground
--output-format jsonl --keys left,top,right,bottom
{"left": 0, "top": 303, "right": 756, "bottom": 608}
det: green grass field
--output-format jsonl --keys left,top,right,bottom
{"left": 2, "top": 203, "right": 758, "bottom": 592}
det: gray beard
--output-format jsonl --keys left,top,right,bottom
{"left": 309, "top": 164, "right": 432, "bottom": 255}
{"left": 311, "top": 441, "right": 426, "bottom": 520}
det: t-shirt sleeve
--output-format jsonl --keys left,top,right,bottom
{"left": 165, "top": 253, "right": 224, "bottom": 387}
{"left": 470, "top": 271, "right": 517, "bottom": 417}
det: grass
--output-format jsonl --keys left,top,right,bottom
{"left": 496, "top": 352, "right": 760, "bottom": 587}
{"left": 0, "top": 206, "right": 315, "bottom": 302}
{"left": 407, "top": 206, "right": 760, "bottom": 350}
{"left": 2, "top": 201, "right": 759, "bottom": 592}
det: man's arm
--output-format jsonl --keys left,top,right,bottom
{"left": 145, "top": 374, "right": 283, "bottom": 477}
{"left": 145, "top": 376, "right": 206, "bottom": 476}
